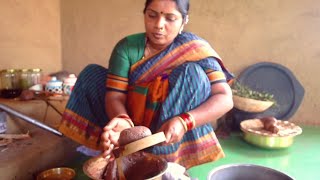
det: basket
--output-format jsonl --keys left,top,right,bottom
{"left": 232, "top": 95, "right": 274, "bottom": 113}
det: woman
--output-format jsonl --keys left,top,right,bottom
{"left": 59, "top": 0, "right": 234, "bottom": 169}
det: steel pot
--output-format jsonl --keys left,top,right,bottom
{"left": 207, "top": 164, "right": 294, "bottom": 180}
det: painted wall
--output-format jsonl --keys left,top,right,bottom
{"left": 0, "top": 0, "right": 62, "bottom": 74}
{"left": 61, "top": 0, "right": 320, "bottom": 125}
{"left": 0, "top": 0, "right": 319, "bottom": 125}
{"left": 60, "top": 0, "right": 145, "bottom": 74}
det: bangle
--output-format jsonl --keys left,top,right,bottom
{"left": 186, "top": 112, "right": 196, "bottom": 128}
{"left": 115, "top": 114, "right": 134, "bottom": 127}
{"left": 177, "top": 116, "right": 188, "bottom": 132}
{"left": 179, "top": 112, "right": 196, "bottom": 131}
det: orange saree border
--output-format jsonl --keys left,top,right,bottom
{"left": 58, "top": 109, "right": 103, "bottom": 150}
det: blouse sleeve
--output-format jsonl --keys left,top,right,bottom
{"left": 106, "top": 38, "right": 130, "bottom": 93}
{"left": 198, "top": 57, "right": 234, "bottom": 85}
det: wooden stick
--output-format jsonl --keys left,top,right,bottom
{"left": 0, "top": 132, "right": 31, "bottom": 140}
{"left": 0, "top": 139, "right": 13, "bottom": 147}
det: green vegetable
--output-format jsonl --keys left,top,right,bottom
{"left": 231, "top": 81, "right": 277, "bottom": 105}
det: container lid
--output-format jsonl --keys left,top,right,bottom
{"left": 47, "top": 76, "right": 63, "bottom": 86}
{"left": 64, "top": 74, "right": 77, "bottom": 84}
{"left": 32, "top": 68, "right": 42, "bottom": 72}
{"left": 1, "top": 69, "right": 19, "bottom": 73}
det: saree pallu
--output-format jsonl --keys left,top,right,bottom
{"left": 58, "top": 32, "right": 233, "bottom": 169}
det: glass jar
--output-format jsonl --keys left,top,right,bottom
{"left": 31, "top": 68, "right": 42, "bottom": 86}
{"left": 0, "top": 69, "right": 22, "bottom": 98}
{"left": 20, "top": 69, "right": 33, "bottom": 90}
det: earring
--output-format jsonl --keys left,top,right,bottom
{"left": 185, "top": 15, "right": 189, "bottom": 24}
{"left": 179, "top": 27, "right": 184, "bottom": 34}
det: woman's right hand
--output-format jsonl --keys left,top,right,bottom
{"left": 158, "top": 116, "right": 187, "bottom": 145}
{"left": 101, "top": 116, "right": 133, "bottom": 158}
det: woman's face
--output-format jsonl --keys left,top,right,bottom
{"left": 144, "top": 0, "right": 184, "bottom": 48}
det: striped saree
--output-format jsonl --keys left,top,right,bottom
{"left": 59, "top": 32, "right": 233, "bottom": 169}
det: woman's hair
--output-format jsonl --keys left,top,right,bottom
{"left": 143, "top": 0, "right": 190, "bottom": 20}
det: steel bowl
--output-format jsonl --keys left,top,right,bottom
{"left": 207, "top": 164, "right": 294, "bottom": 180}
{"left": 36, "top": 167, "right": 75, "bottom": 180}
{"left": 242, "top": 129, "right": 295, "bottom": 149}
{"left": 240, "top": 119, "right": 302, "bottom": 149}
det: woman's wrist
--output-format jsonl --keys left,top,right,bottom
{"left": 115, "top": 114, "right": 134, "bottom": 127}
{"left": 179, "top": 112, "right": 196, "bottom": 131}
{"left": 177, "top": 116, "right": 188, "bottom": 132}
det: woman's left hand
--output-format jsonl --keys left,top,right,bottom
{"left": 158, "top": 116, "right": 186, "bottom": 144}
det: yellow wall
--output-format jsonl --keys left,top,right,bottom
{"left": 61, "top": 0, "right": 320, "bottom": 125}
{"left": 1, "top": 0, "right": 319, "bottom": 125}
{"left": 60, "top": 0, "right": 145, "bottom": 73}
{"left": 0, "top": 0, "right": 62, "bottom": 74}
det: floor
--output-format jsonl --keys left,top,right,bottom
{"left": 188, "top": 125, "right": 320, "bottom": 180}
{"left": 69, "top": 125, "right": 319, "bottom": 180}
{"left": 0, "top": 98, "right": 79, "bottom": 180}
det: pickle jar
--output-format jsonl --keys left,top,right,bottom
{"left": 31, "top": 68, "right": 42, "bottom": 85}
{"left": 0, "top": 69, "right": 22, "bottom": 98}
{"left": 20, "top": 69, "right": 33, "bottom": 90}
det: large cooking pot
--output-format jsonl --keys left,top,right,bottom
{"left": 121, "top": 152, "right": 168, "bottom": 180}
{"left": 83, "top": 153, "right": 168, "bottom": 180}
{"left": 207, "top": 164, "right": 294, "bottom": 180}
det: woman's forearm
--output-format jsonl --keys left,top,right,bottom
{"left": 187, "top": 83, "right": 233, "bottom": 127}
{"left": 105, "top": 91, "right": 128, "bottom": 119}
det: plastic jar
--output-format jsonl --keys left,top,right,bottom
{"left": 45, "top": 76, "right": 63, "bottom": 94}
{"left": 0, "top": 69, "right": 22, "bottom": 98}
{"left": 63, "top": 74, "right": 77, "bottom": 95}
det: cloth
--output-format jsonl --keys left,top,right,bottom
{"left": 163, "top": 162, "right": 196, "bottom": 180}
{"left": 76, "top": 145, "right": 101, "bottom": 157}
{"left": 58, "top": 32, "right": 233, "bottom": 169}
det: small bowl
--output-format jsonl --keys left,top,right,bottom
{"left": 37, "top": 167, "right": 75, "bottom": 180}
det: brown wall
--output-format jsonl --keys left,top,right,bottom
{"left": 61, "top": 0, "right": 320, "bottom": 125}
{"left": 60, "top": 0, "right": 145, "bottom": 73}
{"left": 0, "top": 0, "right": 62, "bottom": 74}
{"left": 0, "top": 0, "right": 319, "bottom": 125}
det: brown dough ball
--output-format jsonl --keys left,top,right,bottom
{"left": 267, "top": 125, "right": 280, "bottom": 134}
{"left": 261, "top": 116, "right": 279, "bottom": 133}
{"left": 118, "top": 126, "right": 152, "bottom": 146}
{"left": 261, "top": 117, "right": 277, "bottom": 129}
{"left": 19, "top": 90, "right": 35, "bottom": 101}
